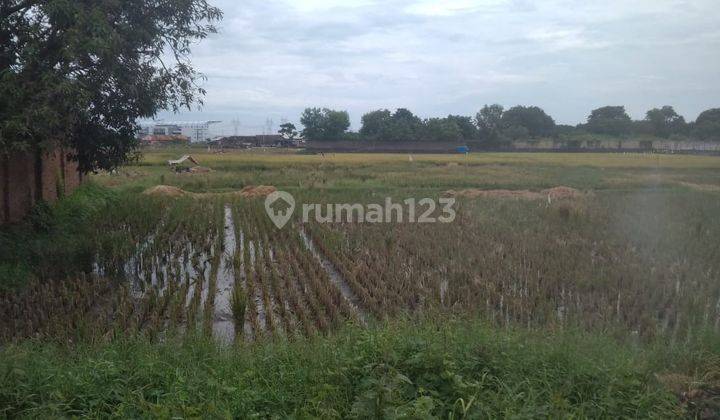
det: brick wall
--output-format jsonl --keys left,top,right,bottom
{"left": 1, "top": 148, "right": 83, "bottom": 224}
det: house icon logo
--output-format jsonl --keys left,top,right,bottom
{"left": 264, "top": 191, "right": 296, "bottom": 229}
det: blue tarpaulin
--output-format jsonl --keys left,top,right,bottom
{"left": 456, "top": 146, "right": 470, "bottom": 154}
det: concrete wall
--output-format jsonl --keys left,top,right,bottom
{"left": 307, "top": 140, "right": 720, "bottom": 154}
{"left": 308, "top": 140, "right": 468, "bottom": 153}
{"left": 1, "top": 148, "right": 82, "bottom": 224}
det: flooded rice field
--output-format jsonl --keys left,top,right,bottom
{"left": 2, "top": 193, "right": 720, "bottom": 345}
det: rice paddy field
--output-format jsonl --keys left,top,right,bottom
{"left": 2, "top": 148, "right": 720, "bottom": 418}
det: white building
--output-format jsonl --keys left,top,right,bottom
{"left": 138, "top": 121, "right": 221, "bottom": 142}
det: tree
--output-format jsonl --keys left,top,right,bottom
{"left": 645, "top": 106, "right": 686, "bottom": 138}
{"left": 325, "top": 109, "right": 352, "bottom": 140}
{"left": 446, "top": 115, "right": 477, "bottom": 140}
{"left": 693, "top": 108, "right": 720, "bottom": 141}
{"left": 299, "top": 108, "right": 324, "bottom": 141}
{"left": 0, "top": 0, "right": 222, "bottom": 172}
{"left": 424, "top": 118, "right": 462, "bottom": 142}
{"left": 300, "top": 108, "right": 350, "bottom": 141}
{"left": 359, "top": 108, "right": 424, "bottom": 142}
{"left": 388, "top": 108, "right": 423, "bottom": 142}
{"left": 586, "top": 106, "right": 632, "bottom": 136}
{"left": 360, "top": 109, "right": 392, "bottom": 140}
{"left": 278, "top": 123, "right": 298, "bottom": 140}
{"left": 475, "top": 104, "right": 504, "bottom": 141}
{"left": 501, "top": 106, "right": 555, "bottom": 139}
{"left": 502, "top": 125, "right": 530, "bottom": 141}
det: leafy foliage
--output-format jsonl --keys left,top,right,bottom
{"left": 693, "top": 108, "right": 720, "bottom": 141}
{"left": 324, "top": 103, "right": 720, "bottom": 144}
{"left": 300, "top": 108, "right": 351, "bottom": 141}
{"left": 278, "top": 122, "right": 298, "bottom": 140}
{"left": 644, "top": 106, "right": 687, "bottom": 138}
{"left": 0, "top": 0, "right": 222, "bottom": 171}
{"left": 475, "top": 104, "right": 504, "bottom": 141}
{"left": 586, "top": 106, "right": 633, "bottom": 136}
{"left": 500, "top": 105, "right": 556, "bottom": 138}
{"left": 0, "top": 182, "right": 121, "bottom": 285}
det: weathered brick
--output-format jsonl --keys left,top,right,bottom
{"left": 63, "top": 151, "right": 81, "bottom": 193}
{"left": 41, "top": 149, "right": 61, "bottom": 201}
{"left": 1, "top": 148, "right": 84, "bottom": 224}
{"left": 6, "top": 150, "right": 36, "bottom": 223}
{"left": 1, "top": 156, "right": 7, "bottom": 223}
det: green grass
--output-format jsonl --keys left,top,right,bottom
{"left": 0, "top": 183, "right": 122, "bottom": 289}
{"left": 3, "top": 318, "right": 713, "bottom": 418}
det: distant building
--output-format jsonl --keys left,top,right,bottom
{"left": 208, "top": 135, "right": 303, "bottom": 149}
{"left": 138, "top": 121, "right": 221, "bottom": 142}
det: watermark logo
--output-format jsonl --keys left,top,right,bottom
{"left": 264, "top": 191, "right": 456, "bottom": 228}
{"left": 264, "top": 190, "right": 296, "bottom": 229}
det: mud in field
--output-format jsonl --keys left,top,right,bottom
{"left": 142, "top": 185, "right": 277, "bottom": 199}
{"left": 444, "top": 186, "right": 582, "bottom": 200}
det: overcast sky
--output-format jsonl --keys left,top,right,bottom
{"left": 151, "top": 0, "right": 720, "bottom": 136}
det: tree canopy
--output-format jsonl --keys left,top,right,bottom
{"left": 359, "top": 109, "right": 392, "bottom": 140}
{"left": 309, "top": 104, "right": 720, "bottom": 144}
{"left": 300, "top": 108, "right": 350, "bottom": 141}
{"left": 278, "top": 123, "right": 298, "bottom": 140}
{"left": 500, "top": 106, "right": 556, "bottom": 138}
{"left": 359, "top": 108, "right": 425, "bottom": 142}
{"left": 693, "top": 108, "right": 720, "bottom": 141}
{"left": 586, "top": 106, "right": 632, "bottom": 136}
{"left": 475, "top": 104, "right": 504, "bottom": 141}
{"left": 644, "top": 106, "right": 686, "bottom": 138}
{"left": 0, "top": 0, "right": 222, "bottom": 172}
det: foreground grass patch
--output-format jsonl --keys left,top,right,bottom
{"left": 0, "top": 319, "right": 697, "bottom": 418}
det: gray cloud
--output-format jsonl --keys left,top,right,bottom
{"left": 152, "top": 0, "right": 720, "bottom": 135}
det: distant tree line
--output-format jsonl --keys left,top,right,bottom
{"left": 298, "top": 105, "right": 720, "bottom": 144}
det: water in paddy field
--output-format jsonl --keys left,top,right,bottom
{"left": 213, "top": 205, "right": 237, "bottom": 343}
{"left": 300, "top": 226, "right": 367, "bottom": 324}
{"left": 235, "top": 229, "right": 253, "bottom": 339}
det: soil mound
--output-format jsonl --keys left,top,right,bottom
{"left": 142, "top": 185, "right": 187, "bottom": 197}
{"left": 676, "top": 181, "right": 720, "bottom": 192}
{"left": 236, "top": 185, "right": 277, "bottom": 198}
{"left": 445, "top": 186, "right": 581, "bottom": 200}
{"left": 541, "top": 186, "right": 582, "bottom": 199}
{"left": 444, "top": 189, "right": 542, "bottom": 199}
{"left": 142, "top": 185, "right": 278, "bottom": 199}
